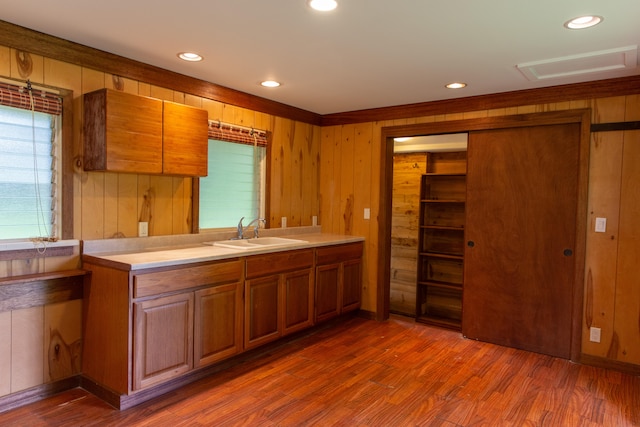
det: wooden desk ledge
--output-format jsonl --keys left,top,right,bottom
{"left": 0, "top": 269, "right": 87, "bottom": 312}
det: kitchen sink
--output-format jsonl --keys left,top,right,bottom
{"left": 205, "top": 237, "right": 308, "bottom": 250}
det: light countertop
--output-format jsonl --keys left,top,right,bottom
{"left": 82, "top": 231, "right": 364, "bottom": 271}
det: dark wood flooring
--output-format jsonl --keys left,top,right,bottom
{"left": 1, "top": 315, "right": 639, "bottom": 426}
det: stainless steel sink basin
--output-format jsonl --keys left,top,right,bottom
{"left": 205, "top": 237, "right": 308, "bottom": 250}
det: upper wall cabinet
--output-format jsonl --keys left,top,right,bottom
{"left": 83, "top": 88, "right": 208, "bottom": 176}
{"left": 162, "top": 100, "right": 208, "bottom": 176}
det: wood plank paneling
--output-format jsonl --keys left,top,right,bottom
{"left": 390, "top": 152, "right": 425, "bottom": 316}
{"left": 582, "top": 131, "right": 623, "bottom": 357}
{"left": 44, "top": 300, "right": 82, "bottom": 383}
{"left": 339, "top": 125, "right": 355, "bottom": 235}
{"left": 0, "top": 311, "right": 9, "bottom": 396}
{"left": 117, "top": 174, "right": 138, "bottom": 238}
{"left": 290, "top": 121, "right": 305, "bottom": 227}
{"left": 11, "top": 306, "right": 44, "bottom": 392}
{"left": 615, "top": 129, "right": 640, "bottom": 364}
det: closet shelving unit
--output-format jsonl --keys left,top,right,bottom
{"left": 416, "top": 151, "right": 467, "bottom": 330}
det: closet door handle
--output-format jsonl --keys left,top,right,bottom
{"left": 563, "top": 249, "right": 573, "bottom": 257}
{"left": 467, "top": 240, "right": 475, "bottom": 248}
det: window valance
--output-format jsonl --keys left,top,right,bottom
{"left": 0, "top": 81, "right": 62, "bottom": 116}
{"left": 208, "top": 120, "right": 268, "bottom": 147}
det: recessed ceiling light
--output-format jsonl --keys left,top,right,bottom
{"left": 394, "top": 137, "right": 412, "bottom": 142}
{"left": 308, "top": 0, "right": 337, "bottom": 12}
{"left": 177, "top": 52, "right": 203, "bottom": 62}
{"left": 446, "top": 82, "right": 467, "bottom": 89}
{"left": 564, "top": 15, "right": 603, "bottom": 29}
{"left": 261, "top": 80, "right": 281, "bottom": 88}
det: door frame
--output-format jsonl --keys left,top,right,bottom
{"left": 378, "top": 109, "right": 591, "bottom": 361}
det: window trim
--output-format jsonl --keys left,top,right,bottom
{"left": 192, "top": 131, "right": 271, "bottom": 234}
{"left": 59, "top": 89, "right": 73, "bottom": 240}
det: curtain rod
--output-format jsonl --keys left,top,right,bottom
{"left": 0, "top": 76, "right": 61, "bottom": 95}
{"left": 209, "top": 119, "right": 267, "bottom": 136}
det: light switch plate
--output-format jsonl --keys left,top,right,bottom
{"left": 364, "top": 208, "right": 370, "bottom": 220}
{"left": 595, "top": 217, "right": 607, "bottom": 233}
{"left": 589, "top": 326, "right": 601, "bottom": 343}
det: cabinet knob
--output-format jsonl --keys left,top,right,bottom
{"left": 563, "top": 249, "right": 573, "bottom": 257}
{"left": 467, "top": 241, "right": 475, "bottom": 248}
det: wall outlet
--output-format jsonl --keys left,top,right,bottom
{"left": 281, "top": 217, "right": 287, "bottom": 228}
{"left": 589, "top": 326, "right": 601, "bottom": 343}
{"left": 312, "top": 215, "right": 318, "bottom": 226}
{"left": 364, "top": 208, "right": 371, "bottom": 220}
{"left": 138, "top": 221, "right": 149, "bottom": 237}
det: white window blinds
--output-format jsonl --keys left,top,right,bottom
{"left": 0, "top": 81, "right": 60, "bottom": 240}
{"left": 199, "top": 121, "right": 267, "bottom": 229}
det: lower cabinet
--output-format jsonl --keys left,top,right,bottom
{"left": 131, "top": 259, "right": 244, "bottom": 391}
{"left": 82, "top": 241, "right": 362, "bottom": 406}
{"left": 194, "top": 281, "right": 243, "bottom": 368}
{"left": 133, "top": 292, "right": 194, "bottom": 390}
{"left": 315, "top": 242, "right": 363, "bottom": 323}
{"left": 245, "top": 249, "right": 314, "bottom": 350}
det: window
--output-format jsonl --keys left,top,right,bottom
{"left": 0, "top": 81, "right": 62, "bottom": 241}
{"left": 199, "top": 122, "right": 268, "bottom": 229}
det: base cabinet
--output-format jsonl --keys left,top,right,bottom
{"left": 315, "top": 242, "right": 363, "bottom": 323}
{"left": 245, "top": 275, "right": 281, "bottom": 349}
{"left": 194, "top": 281, "right": 243, "bottom": 368}
{"left": 82, "top": 241, "right": 362, "bottom": 407}
{"left": 133, "top": 293, "right": 194, "bottom": 390}
{"left": 245, "top": 249, "right": 314, "bottom": 350}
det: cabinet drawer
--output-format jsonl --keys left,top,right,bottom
{"left": 316, "top": 242, "right": 363, "bottom": 266}
{"left": 134, "top": 259, "right": 242, "bottom": 298}
{"left": 246, "top": 249, "right": 313, "bottom": 279}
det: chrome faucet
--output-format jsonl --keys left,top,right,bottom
{"left": 237, "top": 217, "right": 267, "bottom": 239}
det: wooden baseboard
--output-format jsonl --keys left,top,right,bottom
{"left": 0, "top": 376, "right": 81, "bottom": 414}
{"left": 579, "top": 353, "right": 640, "bottom": 376}
{"left": 356, "top": 309, "right": 377, "bottom": 320}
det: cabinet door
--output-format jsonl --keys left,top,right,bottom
{"left": 83, "top": 88, "right": 163, "bottom": 174}
{"left": 341, "top": 258, "right": 362, "bottom": 313}
{"left": 194, "top": 282, "right": 243, "bottom": 368}
{"left": 162, "top": 101, "right": 208, "bottom": 176}
{"left": 315, "top": 264, "right": 340, "bottom": 323}
{"left": 245, "top": 275, "right": 281, "bottom": 350}
{"left": 133, "top": 292, "right": 193, "bottom": 390}
{"left": 282, "top": 269, "right": 314, "bottom": 336}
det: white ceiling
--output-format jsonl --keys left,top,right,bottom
{"left": 2, "top": 0, "right": 639, "bottom": 115}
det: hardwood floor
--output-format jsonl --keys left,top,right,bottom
{"left": 2, "top": 315, "right": 638, "bottom": 426}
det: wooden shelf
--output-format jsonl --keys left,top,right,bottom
{"left": 416, "top": 315, "right": 462, "bottom": 330}
{"left": 424, "top": 172, "right": 466, "bottom": 176}
{"left": 418, "top": 280, "right": 462, "bottom": 291}
{"left": 422, "top": 225, "right": 465, "bottom": 231}
{"left": 420, "top": 252, "right": 463, "bottom": 260}
{"left": 416, "top": 150, "right": 467, "bottom": 331}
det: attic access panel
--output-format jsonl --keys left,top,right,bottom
{"left": 517, "top": 45, "right": 638, "bottom": 81}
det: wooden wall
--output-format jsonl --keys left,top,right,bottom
{"left": 0, "top": 43, "right": 320, "bottom": 400}
{"left": 319, "top": 96, "right": 640, "bottom": 369}
{"left": 0, "top": 45, "right": 320, "bottom": 245}
{"left": 389, "top": 153, "right": 425, "bottom": 316}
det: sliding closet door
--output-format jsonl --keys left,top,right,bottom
{"left": 462, "top": 123, "right": 580, "bottom": 359}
